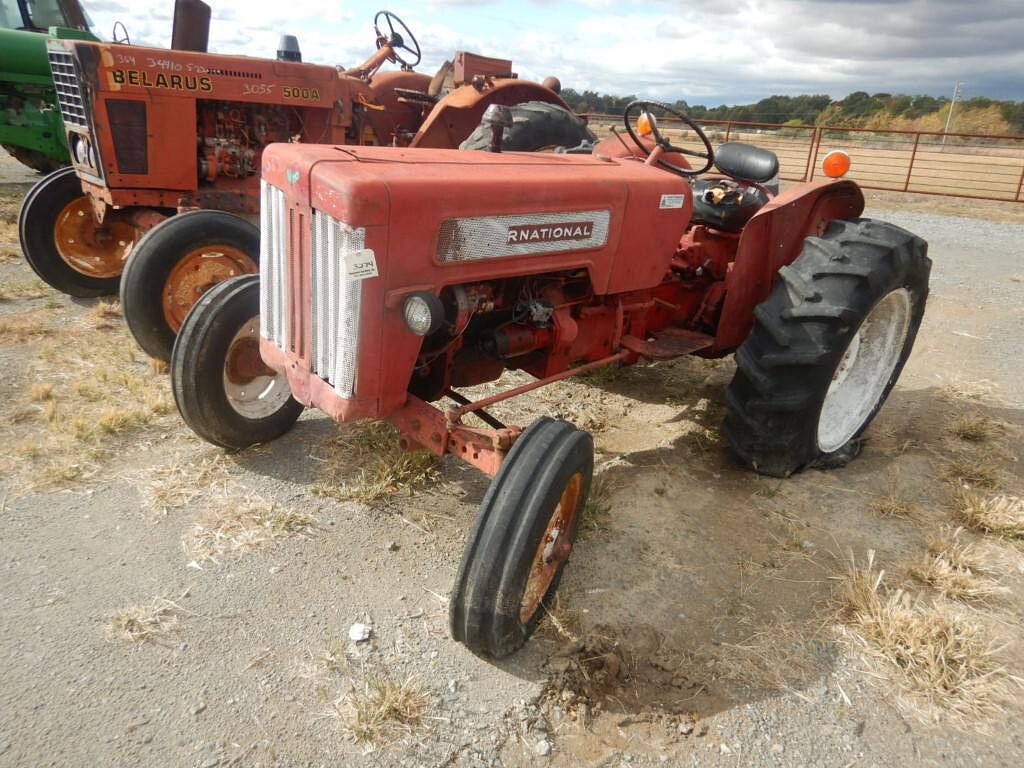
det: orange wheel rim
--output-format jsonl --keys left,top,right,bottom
{"left": 162, "top": 244, "right": 257, "bottom": 332}
{"left": 53, "top": 197, "right": 139, "bottom": 279}
{"left": 520, "top": 472, "right": 584, "bottom": 624}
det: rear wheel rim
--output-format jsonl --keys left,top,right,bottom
{"left": 221, "top": 315, "right": 292, "bottom": 419}
{"left": 817, "top": 288, "right": 912, "bottom": 452}
{"left": 53, "top": 197, "right": 138, "bottom": 278}
{"left": 519, "top": 472, "right": 583, "bottom": 624}
{"left": 163, "top": 245, "right": 257, "bottom": 332}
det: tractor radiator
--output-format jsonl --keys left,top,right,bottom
{"left": 310, "top": 210, "right": 364, "bottom": 399}
{"left": 48, "top": 50, "right": 88, "bottom": 129}
{"left": 259, "top": 181, "right": 288, "bottom": 350}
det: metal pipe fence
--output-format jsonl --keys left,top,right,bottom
{"left": 581, "top": 114, "right": 1024, "bottom": 203}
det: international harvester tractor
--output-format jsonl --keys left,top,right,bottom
{"left": 170, "top": 101, "right": 930, "bottom": 658}
{"left": 18, "top": 7, "right": 589, "bottom": 361}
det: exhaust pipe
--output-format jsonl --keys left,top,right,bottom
{"left": 171, "top": 0, "right": 211, "bottom": 52}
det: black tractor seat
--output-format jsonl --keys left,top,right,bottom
{"left": 689, "top": 142, "right": 779, "bottom": 232}
{"left": 713, "top": 142, "right": 779, "bottom": 184}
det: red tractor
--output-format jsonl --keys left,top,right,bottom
{"left": 17, "top": 8, "right": 589, "bottom": 361}
{"left": 170, "top": 101, "right": 930, "bottom": 658}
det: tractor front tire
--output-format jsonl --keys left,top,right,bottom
{"left": 723, "top": 218, "right": 930, "bottom": 477}
{"left": 450, "top": 417, "right": 593, "bottom": 658}
{"left": 19, "top": 166, "right": 139, "bottom": 297}
{"left": 171, "top": 274, "right": 302, "bottom": 450}
{"left": 122, "top": 210, "right": 259, "bottom": 362}
{"left": 459, "top": 101, "right": 596, "bottom": 152}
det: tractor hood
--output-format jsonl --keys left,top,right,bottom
{"left": 0, "top": 27, "right": 95, "bottom": 83}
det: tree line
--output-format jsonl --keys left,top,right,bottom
{"left": 559, "top": 89, "right": 1024, "bottom": 133}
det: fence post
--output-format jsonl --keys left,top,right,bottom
{"left": 904, "top": 132, "right": 922, "bottom": 192}
{"left": 724, "top": 121, "right": 732, "bottom": 142}
{"left": 806, "top": 127, "right": 822, "bottom": 181}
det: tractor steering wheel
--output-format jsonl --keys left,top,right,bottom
{"left": 374, "top": 10, "right": 421, "bottom": 69}
{"left": 623, "top": 100, "right": 714, "bottom": 176}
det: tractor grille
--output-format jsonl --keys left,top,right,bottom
{"left": 310, "top": 210, "right": 364, "bottom": 399}
{"left": 259, "top": 181, "right": 288, "bottom": 350}
{"left": 48, "top": 50, "right": 88, "bottom": 129}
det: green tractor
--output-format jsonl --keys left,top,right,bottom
{"left": 0, "top": 0, "right": 97, "bottom": 173}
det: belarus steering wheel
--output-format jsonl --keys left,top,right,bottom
{"left": 623, "top": 100, "right": 715, "bottom": 176}
{"left": 374, "top": 10, "right": 421, "bottom": 69}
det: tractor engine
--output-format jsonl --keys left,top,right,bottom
{"left": 197, "top": 101, "right": 298, "bottom": 181}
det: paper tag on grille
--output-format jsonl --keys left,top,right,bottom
{"left": 345, "top": 248, "right": 378, "bottom": 279}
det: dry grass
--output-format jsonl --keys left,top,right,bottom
{"left": 942, "top": 449, "right": 1004, "bottom": 489}
{"left": 536, "top": 593, "right": 584, "bottom": 643}
{"left": 186, "top": 495, "right": 315, "bottom": 561}
{"left": 311, "top": 422, "right": 440, "bottom": 504}
{"left": 579, "top": 471, "right": 614, "bottom": 537}
{"left": 910, "top": 528, "right": 1006, "bottom": 602}
{"left": 946, "top": 412, "right": 1003, "bottom": 443}
{"left": 834, "top": 551, "right": 1010, "bottom": 723}
{"left": 939, "top": 379, "right": 998, "bottom": 406}
{"left": 89, "top": 300, "right": 121, "bottom": 329}
{"left": 0, "top": 279, "right": 49, "bottom": 301}
{"left": 954, "top": 491, "right": 1024, "bottom": 539}
{"left": 143, "top": 455, "right": 230, "bottom": 516}
{"left": 0, "top": 313, "right": 57, "bottom": 341}
{"left": 713, "top": 614, "right": 827, "bottom": 693}
{"left": 109, "top": 598, "right": 183, "bottom": 643}
{"left": 868, "top": 472, "right": 919, "bottom": 518}
{"left": 29, "top": 383, "right": 53, "bottom": 402}
{"left": 331, "top": 673, "right": 431, "bottom": 743}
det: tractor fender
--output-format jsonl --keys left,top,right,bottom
{"left": 410, "top": 79, "right": 566, "bottom": 149}
{"left": 714, "top": 178, "right": 865, "bottom": 352}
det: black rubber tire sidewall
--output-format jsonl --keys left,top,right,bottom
{"left": 449, "top": 417, "right": 594, "bottom": 658}
{"left": 170, "top": 274, "right": 302, "bottom": 451}
{"left": 122, "top": 210, "right": 260, "bottom": 362}
{"left": 18, "top": 166, "right": 119, "bottom": 297}
{"left": 723, "top": 218, "right": 931, "bottom": 477}
{"left": 459, "top": 101, "right": 596, "bottom": 152}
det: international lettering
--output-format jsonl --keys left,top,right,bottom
{"left": 507, "top": 221, "right": 594, "bottom": 245}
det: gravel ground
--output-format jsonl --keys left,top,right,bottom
{"left": 1, "top": 147, "right": 1023, "bottom": 767}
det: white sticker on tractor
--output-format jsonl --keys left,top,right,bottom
{"left": 660, "top": 194, "right": 686, "bottom": 209}
{"left": 346, "top": 248, "right": 378, "bottom": 279}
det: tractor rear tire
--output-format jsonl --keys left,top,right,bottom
{"left": 122, "top": 210, "right": 259, "bottom": 362}
{"left": 459, "top": 101, "right": 596, "bottom": 152}
{"left": 19, "top": 166, "right": 139, "bottom": 297}
{"left": 450, "top": 417, "right": 593, "bottom": 658}
{"left": 171, "top": 274, "right": 302, "bottom": 450}
{"left": 722, "top": 218, "right": 930, "bottom": 477}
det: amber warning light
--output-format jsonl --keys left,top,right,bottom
{"left": 822, "top": 149, "right": 851, "bottom": 178}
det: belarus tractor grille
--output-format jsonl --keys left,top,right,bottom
{"left": 259, "top": 181, "right": 288, "bottom": 349}
{"left": 310, "top": 211, "right": 364, "bottom": 399}
{"left": 48, "top": 51, "right": 88, "bottom": 128}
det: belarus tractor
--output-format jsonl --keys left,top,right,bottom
{"left": 0, "top": 0, "right": 97, "bottom": 172}
{"left": 169, "top": 101, "right": 930, "bottom": 658}
{"left": 17, "top": 7, "right": 589, "bottom": 361}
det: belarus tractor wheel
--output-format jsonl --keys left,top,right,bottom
{"left": 171, "top": 274, "right": 302, "bottom": 451}
{"left": 459, "top": 101, "right": 596, "bottom": 152}
{"left": 122, "top": 210, "right": 259, "bottom": 362}
{"left": 19, "top": 167, "right": 141, "bottom": 297}
{"left": 450, "top": 417, "right": 593, "bottom": 658}
{"left": 723, "top": 218, "right": 930, "bottom": 477}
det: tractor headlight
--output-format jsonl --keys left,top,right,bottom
{"left": 402, "top": 292, "right": 444, "bottom": 336}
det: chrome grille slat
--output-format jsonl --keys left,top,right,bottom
{"left": 259, "top": 181, "right": 287, "bottom": 348}
{"left": 48, "top": 51, "right": 87, "bottom": 128}
{"left": 311, "top": 210, "right": 364, "bottom": 399}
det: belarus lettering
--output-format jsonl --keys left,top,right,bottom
{"left": 111, "top": 69, "right": 213, "bottom": 93}
{"left": 507, "top": 221, "right": 594, "bottom": 245}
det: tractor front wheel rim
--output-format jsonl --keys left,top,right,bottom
{"left": 53, "top": 197, "right": 137, "bottom": 278}
{"left": 519, "top": 472, "right": 583, "bottom": 624}
{"left": 222, "top": 316, "right": 293, "bottom": 420}
{"left": 164, "top": 245, "right": 257, "bottom": 332}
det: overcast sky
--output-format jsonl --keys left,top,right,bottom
{"left": 81, "top": 0, "right": 1024, "bottom": 105}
